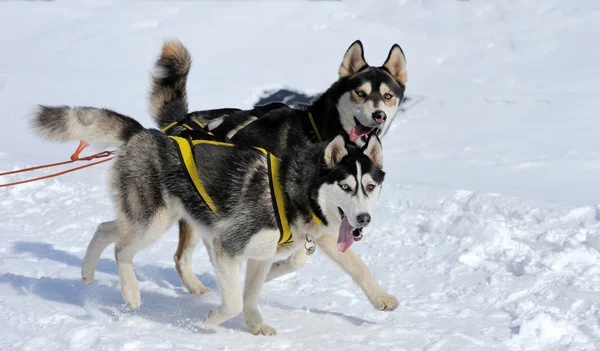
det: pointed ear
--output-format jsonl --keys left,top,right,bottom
{"left": 339, "top": 40, "right": 368, "bottom": 78}
{"left": 383, "top": 44, "right": 407, "bottom": 85}
{"left": 363, "top": 135, "right": 383, "bottom": 167}
{"left": 324, "top": 135, "right": 348, "bottom": 168}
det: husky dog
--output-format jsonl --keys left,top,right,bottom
{"left": 150, "top": 40, "right": 406, "bottom": 311}
{"left": 29, "top": 105, "right": 385, "bottom": 335}
{"left": 152, "top": 39, "right": 407, "bottom": 147}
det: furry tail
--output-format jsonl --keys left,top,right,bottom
{"left": 149, "top": 40, "right": 191, "bottom": 129}
{"left": 30, "top": 105, "right": 145, "bottom": 147}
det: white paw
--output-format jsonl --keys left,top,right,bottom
{"left": 248, "top": 323, "right": 277, "bottom": 336}
{"left": 202, "top": 309, "right": 218, "bottom": 327}
{"left": 369, "top": 292, "right": 398, "bottom": 312}
{"left": 187, "top": 282, "right": 212, "bottom": 296}
{"left": 121, "top": 285, "right": 141, "bottom": 309}
{"left": 81, "top": 267, "right": 94, "bottom": 284}
{"left": 125, "top": 295, "right": 141, "bottom": 309}
{"left": 203, "top": 305, "right": 241, "bottom": 327}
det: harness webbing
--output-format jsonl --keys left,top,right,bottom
{"left": 168, "top": 135, "right": 299, "bottom": 245}
{"left": 307, "top": 112, "right": 322, "bottom": 143}
{"left": 170, "top": 136, "right": 219, "bottom": 214}
{"left": 267, "top": 153, "right": 292, "bottom": 244}
{"left": 165, "top": 116, "right": 324, "bottom": 245}
{"left": 162, "top": 119, "right": 214, "bottom": 135}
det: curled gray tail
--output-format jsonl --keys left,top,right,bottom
{"left": 149, "top": 40, "right": 191, "bottom": 129}
{"left": 30, "top": 105, "right": 144, "bottom": 147}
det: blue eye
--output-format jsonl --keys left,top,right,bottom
{"left": 339, "top": 184, "right": 351, "bottom": 191}
{"left": 355, "top": 90, "right": 366, "bottom": 98}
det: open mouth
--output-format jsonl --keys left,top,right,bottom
{"left": 337, "top": 208, "right": 364, "bottom": 253}
{"left": 348, "top": 117, "right": 375, "bottom": 143}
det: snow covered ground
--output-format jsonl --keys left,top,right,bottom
{"left": 1, "top": 0, "right": 600, "bottom": 350}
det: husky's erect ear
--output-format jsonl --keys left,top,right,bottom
{"left": 339, "top": 40, "right": 368, "bottom": 78}
{"left": 363, "top": 135, "right": 383, "bottom": 167}
{"left": 324, "top": 135, "right": 348, "bottom": 168}
{"left": 383, "top": 44, "right": 407, "bottom": 85}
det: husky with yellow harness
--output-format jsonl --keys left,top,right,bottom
{"left": 29, "top": 105, "right": 385, "bottom": 335}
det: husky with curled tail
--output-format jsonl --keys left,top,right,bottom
{"left": 30, "top": 105, "right": 385, "bottom": 335}
{"left": 149, "top": 40, "right": 406, "bottom": 312}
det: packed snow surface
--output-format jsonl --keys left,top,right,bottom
{"left": 1, "top": 0, "right": 600, "bottom": 350}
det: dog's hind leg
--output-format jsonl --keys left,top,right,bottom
{"left": 82, "top": 220, "right": 120, "bottom": 284}
{"left": 203, "top": 254, "right": 243, "bottom": 327}
{"left": 203, "top": 237, "right": 215, "bottom": 266}
{"left": 115, "top": 210, "right": 174, "bottom": 309}
{"left": 173, "top": 220, "right": 212, "bottom": 295}
{"left": 243, "top": 258, "right": 276, "bottom": 336}
{"left": 265, "top": 248, "right": 306, "bottom": 282}
{"left": 114, "top": 237, "right": 143, "bottom": 309}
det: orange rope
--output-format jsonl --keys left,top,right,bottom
{"left": 0, "top": 141, "right": 114, "bottom": 188}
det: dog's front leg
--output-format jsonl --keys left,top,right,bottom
{"left": 203, "top": 255, "right": 243, "bottom": 327}
{"left": 243, "top": 258, "right": 276, "bottom": 336}
{"left": 265, "top": 249, "right": 306, "bottom": 281}
{"left": 316, "top": 234, "right": 398, "bottom": 312}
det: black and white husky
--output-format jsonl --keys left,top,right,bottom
{"left": 152, "top": 39, "right": 407, "bottom": 148}
{"left": 29, "top": 105, "right": 385, "bottom": 335}
{"left": 150, "top": 40, "right": 407, "bottom": 312}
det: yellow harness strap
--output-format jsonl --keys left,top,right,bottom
{"left": 311, "top": 212, "right": 322, "bottom": 226}
{"left": 170, "top": 136, "right": 219, "bottom": 214}
{"left": 267, "top": 155, "right": 292, "bottom": 244}
{"left": 162, "top": 119, "right": 215, "bottom": 137}
{"left": 267, "top": 156, "right": 323, "bottom": 243}
{"left": 161, "top": 121, "right": 178, "bottom": 133}
{"left": 170, "top": 136, "right": 298, "bottom": 245}
{"left": 307, "top": 112, "right": 322, "bottom": 143}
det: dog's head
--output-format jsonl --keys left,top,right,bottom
{"left": 316, "top": 134, "right": 385, "bottom": 253}
{"left": 334, "top": 40, "right": 407, "bottom": 146}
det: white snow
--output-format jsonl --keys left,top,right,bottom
{"left": 1, "top": 0, "right": 600, "bottom": 350}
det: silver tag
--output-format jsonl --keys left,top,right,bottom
{"left": 305, "top": 239, "right": 316, "bottom": 256}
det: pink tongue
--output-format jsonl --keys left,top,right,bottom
{"left": 349, "top": 126, "right": 373, "bottom": 142}
{"left": 337, "top": 217, "right": 355, "bottom": 253}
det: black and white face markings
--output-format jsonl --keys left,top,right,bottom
{"left": 319, "top": 135, "right": 385, "bottom": 230}
{"left": 335, "top": 156, "right": 384, "bottom": 227}
{"left": 335, "top": 40, "right": 408, "bottom": 145}
{"left": 336, "top": 75, "right": 404, "bottom": 139}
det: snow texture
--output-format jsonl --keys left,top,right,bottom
{"left": 1, "top": 0, "right": 600, "bottom": 350}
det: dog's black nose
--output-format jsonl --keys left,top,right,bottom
{"left": 372, "top": 110, "right": 386, "bottom": 124}
{"left": 356, "top": 213, "right": 371, "bottom": 226}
